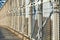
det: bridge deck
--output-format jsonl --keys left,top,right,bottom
{"left": 0, "top": 27, "right": 21, "bottom": 40}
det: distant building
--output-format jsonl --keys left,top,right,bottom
{"left": 43, "top": 17, "right": 51, "bottom": 40}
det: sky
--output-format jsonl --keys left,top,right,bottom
{"left": 25, "top": 0, "right": 53, "bottom": 17}
{"left": 0, "top": 0, "right": 6, "bottom": 9}
{"left": 43, "top": 0, "right": 53, "bottom": 17}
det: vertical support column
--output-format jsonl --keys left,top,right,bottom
{"left": 8, "top": 0, "right": 11, "bottom": 27}
{"left": 9, "top": 0, "right": 13, "bottom": 28}
{"left": 59, "top": 0, "right": 60, "bottom": 40}
{"left": 13, "top": 0, "right": 15, "bottom": 29}
{"left": 22, "top": 0, "right": 25, "bottom": 33}
{"left": 15, "top": 0, "right": 19, "bottom": 31}
{"left": 28, "top": 0, "right": 33, "bottom": 39}
{"left": 11, "top": 0, "right": 14, "bottom": 29}
{"left": 19, "top": 0, "right": 22, "bottom": 32}
{"left": 17, "top": 0, "right": 20, "bottom": 31}
{"left": 37, "top": 6, "right": 43, "bottom": 40}
{"left": 28, "top": 6, "right": 32, "bottom": 39}
{"left": 37, "top": 0, "right": 43, "bottom": 40}
{"left": 52, "top": 13, "right": 59, "bottom": 40}
{"left": 59, "top": 12, "right": 60, "bottom": 40}
{"left": 14, "top": 0, "right": 17, "bottom": 30}
{"left": 52, "top": 0, "right": 59, "bottom": 40}
{"left": 28, "top": 0, "right": 35, "bottom": 39}
{"left": 12, "top": 8, "right": 14, "bottom": 29}
{"left": 28, "top": 0, "right": 31, "bottom": 39}
{"left": 15, "top": 0, "right": 17, "bottom": 31}
{"left": 11, "top": 0, "right": 14, "bottom": 28}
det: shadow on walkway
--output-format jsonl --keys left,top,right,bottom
{"left": 0, "top": 27, "right": 5, "bottom": 39}
{"left": 0, "top": 27, "right": 21, "bottom": 40}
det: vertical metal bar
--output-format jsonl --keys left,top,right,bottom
{"left": 59, "top": 0, "right": 60, "bottom": 40}
{"left": 13, "top": 0, "right": 15, "bottom": 29}
{"left": 52, "top": 0, "right": 59, "bottom": 40}
{"left": 28, "top": 0, "right": 32, "bottom": 39}
{"left": 37, "top": 0, "right": 43, "bottom": 40}
{"left": 17, "top": 0, "right": 20, "bottom": 31}
{"left": 19, "top": 0, "right": 22, "bottom": 32}
{"left": 21, "top": 0, "right": 25, "bottom": 33}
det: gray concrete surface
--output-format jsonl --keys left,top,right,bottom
{"left": 0, "top": 27, "right": 21, "bottom": 40}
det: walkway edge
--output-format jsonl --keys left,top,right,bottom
{"left": 0, "top": 26, "right": 31, "bottom": 40}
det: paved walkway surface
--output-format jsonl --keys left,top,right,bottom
{"left": 0, "top": 27, "right": 21, "bottom": 40}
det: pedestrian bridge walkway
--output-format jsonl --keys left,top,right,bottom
{"left": 0, "top": 27, "right": 20, "bottom": 40}
{"left": 0, "top": 26, "right": 30, "bottom": 40}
